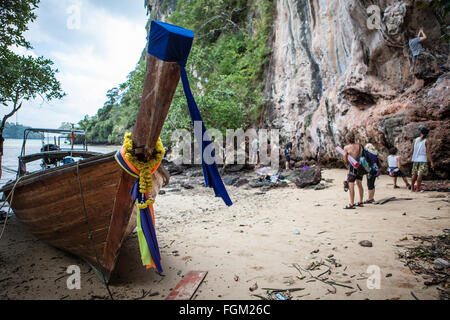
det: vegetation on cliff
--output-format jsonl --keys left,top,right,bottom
{"left": 78, "top": 0, "right": 274, "bottom": 146}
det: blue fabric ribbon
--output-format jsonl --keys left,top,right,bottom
{"left": 130, "top": 179, "right": 162, "bottom": 274}
{"left": 148, "top": 20, "right": 232, "bottom": 206}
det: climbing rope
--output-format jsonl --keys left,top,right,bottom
{"left": 76, "top": 162, "right": 114, "bottom": 300}
{"left": 0, "top": 176, "right": 23, "bottom": 241}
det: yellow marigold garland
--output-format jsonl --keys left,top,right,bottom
{"left": 122, "top": 133, "right": 165, "bottom": 208}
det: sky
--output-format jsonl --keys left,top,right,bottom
{"left": 4, "top": 0, "right": 149, "bottom": 128}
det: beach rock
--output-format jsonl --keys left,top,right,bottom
{"left": 224, "top": 164, "right": 245, "bottom": 173}
{"left": 158, "top": 190, "right": 166, "bottom": 195}
{"left": 186, "top": 169, "right": 204, "bottom": 177}
{"left": 314, "top": 183, "right": 326, "bottom": 190}
{"left": 180, "top": 183, "right": 194, "bottom": 190}
{"left": 249, "top": 180, "right": 271, "bottom": 188}
{"left": 167, "top": 188, "right": 181, "bottom": 193}
{"left": 359, "top": 240, "right": 373, "bottom": 247}
{"left": 233, "top": 178, "right": 249, "bottom": 187}
{"left": 434, "top": 258, "right": 450, "bottom": 269}
{"left": 223, "top": 176, "right": 239, "bottom": 186}
{"left": 294, "top": 166, "right": 321, "bottom": 188}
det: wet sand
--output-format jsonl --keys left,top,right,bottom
{"left": 0, "top": 169, "right": 448, "bottom": 300}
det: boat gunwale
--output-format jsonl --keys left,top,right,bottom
{"left": 19, "top": 150, "right": 104, "bottom": 164}
{"left": 0, "top": 151, "right": 118, "bottom": 193}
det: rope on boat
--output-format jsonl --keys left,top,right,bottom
{"left": 2, "top": 166, "right": 18, "bottom": 174}
{"left": 0, "top": 176, "right": 24, "bottom": 241}
{"left": 76, "top": 162, "right": 114, "bottom": 300}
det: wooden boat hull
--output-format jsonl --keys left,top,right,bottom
{"left": 0, "top": 152, "right": 168, "bottom": 282}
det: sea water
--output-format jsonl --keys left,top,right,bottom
{"left": 1, "top": 139, "right": 120, "bottom": 186}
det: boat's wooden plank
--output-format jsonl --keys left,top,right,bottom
{"left": 132, "top": 55, "right": 180, "bottom": 158}
{"left": 102, "top": 171, "right": 136, "bottom": 272}
{"left": 0, "top": 153, "right": 116, "bottom": 192}
{"left": 14, "top": 187, "right": 117, "bottom": 224}
{"left": 43, "top": 228, "right": 109, "bottom": 252}
{"left": 12, "top": 163, "right": 121, "bottom": 213}
{"left": 20, "top": 150, "right": 102, "bottom": 164}
{"left": 165, "top": 271, "right": 208, "bottom": 300}
{"left": 24, "top": 208, "right": 112, "bottom": 238}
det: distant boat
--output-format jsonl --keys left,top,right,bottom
{"left": 0, "top": 52, "right": 180, "bottom": 283}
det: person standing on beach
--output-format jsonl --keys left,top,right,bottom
{"left": 343, "top": 133, "right": 364, "bottom": 209}
{"left": 284, "top": 138, "right": 294, "bottom": 170}
{"left": 250, "top": 137, "right": 259, "bottom": 165}
{"left": 408, "top": 127, "right": 434, "bottom": 192}
{"left": 387, "top": 147, "right": 410, "bottom": 189}
{"left": 363, "top": 143, "right": 381, "bottom": 204}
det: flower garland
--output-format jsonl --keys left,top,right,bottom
{"left": 122, "top": 133, "right": 165, "bottom": 208}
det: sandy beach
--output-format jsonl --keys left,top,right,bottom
{"left": 0, "top": 168, "right": 448, "bottom": 300}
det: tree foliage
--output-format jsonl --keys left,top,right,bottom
{"left": 0, "top": 0, "right": 64, "bottom": 153}
{"left": 79, "top": 0, "right": 274, "bottom": 147}
{"left": 0, "top": 0, "right": 39, "bottom": 53}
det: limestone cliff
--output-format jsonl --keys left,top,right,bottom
{"left": 149, "top": 0, "right": 449, "bottom": 177}
{"left": 263, "top": 0, "right": 449, "bottom": 177}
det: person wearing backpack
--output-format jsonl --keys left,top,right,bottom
{"left": 363, "top": 143, "right": 381, "bottom": 204}
{"left": 343, "top": 132, "right": 365, "bottom": 209}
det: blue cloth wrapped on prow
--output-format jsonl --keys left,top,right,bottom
{"left": 147, "top": 20, "right": 232, "bottom": 207}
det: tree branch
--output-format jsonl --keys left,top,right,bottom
{"left": 1, "top": 101, "right": 23, "bottom": 133}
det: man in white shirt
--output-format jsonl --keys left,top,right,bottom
{"left": 408, "top": 127, "right": 434, "bottom": 192}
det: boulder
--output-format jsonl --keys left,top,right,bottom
{"left": 233, "top": 178, "right": 249, "bottom": 187}
{"left": 223, "top": 175, "right": 240, "bottom": 186}
{"left": 294, "top": 166, "right": 322, "bottom": 188}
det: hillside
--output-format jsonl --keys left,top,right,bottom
{"left": 78, "top": 0, "right": 449, "bottom": 177}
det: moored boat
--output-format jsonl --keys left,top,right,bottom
{"left": 0, "top": 20, "right": 232, "bottom": 284}
{"left": 0, "top": 50, "right": 180, "bottom": 284}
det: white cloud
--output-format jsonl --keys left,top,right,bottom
{"left": 2, "top": 0, "right": 148, "bottom": 129}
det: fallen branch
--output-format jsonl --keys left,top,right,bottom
{"left": 262, "top": 287, "right": 305, "bottom": 293}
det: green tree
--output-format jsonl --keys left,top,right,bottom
{"left": 0, "top": 0, "right": 65, "bottom": 157}
{"left": 0, "top": 0, "right": 39, "bottom": 54}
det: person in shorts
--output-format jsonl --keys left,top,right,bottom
{"left": 364, "top": 143, "right": 381, "bottom": 204}
{"left": 408, "top": 127, "right": 434, "bottom": 192}
{"left": 387, "top": 147, "right": 410, "bottom": 189}
{"left": 343, "top": 132, "right": 364, "bottom": 209}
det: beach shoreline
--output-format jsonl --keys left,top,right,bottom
{"left": 0, "top": 168, "right": 448, "bottom": 300}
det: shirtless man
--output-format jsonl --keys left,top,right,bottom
{"left": 343, "top": 132, "right": 364, "bottom": 209}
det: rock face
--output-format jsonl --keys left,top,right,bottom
{"left": 150, "top": 0, "right": 449, "bottom": 178}
{"left": 263, "top": 0, "right": 449, "bottom": 178}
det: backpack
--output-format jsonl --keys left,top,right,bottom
{"left": 357, "top": 145, "right": 380, "bottom": 177}
{"left": 356, "top": 145, "right": 371, "bottom": 175}
{"left": 366, "top": 150, "right": 381, "bottom": 177}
